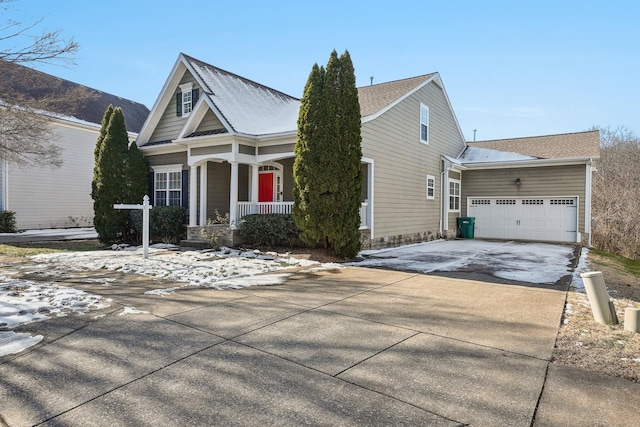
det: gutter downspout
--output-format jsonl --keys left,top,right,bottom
{"left": 440, "top": 167, "right": 446, "bottom": 237}
{"left": 585, "top": 157, "right": 594, "bottom": 246}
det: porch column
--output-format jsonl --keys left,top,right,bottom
{"left": 199, "top": 162, "right": 208, "bottom": 225}
{"left": 189, "top": 165, "right": 197, "bottom": 226}
{"left": 251, "top": 164, "right": 259, "bottom": 214}
{"left": 229, "top": 161, "right": 239, "bottom": 227}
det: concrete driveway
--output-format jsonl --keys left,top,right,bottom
{"left": 1, "top": 243, "right": 639, "bottom": 426}
{"left": 351, "top": 239, "right": 579, "bottom": 286}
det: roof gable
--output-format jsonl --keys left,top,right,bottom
{"left": 0, "top": 61, "right": 149, "bottom": 133}
{"left": 357, "top": 74, "right": 436, "bottom": 118}
{"left": 184, "top": 54, "right": 300, "bottom": 136}
{"left": 466, "top": 130, "right": 600, "bottom": 159}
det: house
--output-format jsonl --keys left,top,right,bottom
{"left": 0, "top": 62, "right": 150, "bottom": 230}
{"left": 136, "top": 53, "right": 598, "bottom": 248}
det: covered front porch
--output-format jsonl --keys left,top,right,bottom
{"left": 186, "top": 156, "right": 372, "bottom": 233}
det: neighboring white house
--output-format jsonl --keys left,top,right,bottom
{"left": 0, "top": 62, "right": 150, "bottom": 230}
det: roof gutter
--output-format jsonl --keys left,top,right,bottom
{"left": 461, "top": 156, "right": 599, "bottom": 170}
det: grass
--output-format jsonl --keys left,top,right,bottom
{"left": 0, "top": 240, "right": 104, "bottom": 257}
{"left": 589, "top": 248, "right": 640, "bottom": 276}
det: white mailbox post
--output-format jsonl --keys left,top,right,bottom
{"left": 114, "top": 195, "right": 152, "bottom": 259}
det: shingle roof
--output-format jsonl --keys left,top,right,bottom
{"left": 184, "top": 55, "right": 300, "bottom": 135}
{"left": 357, "top": 74, "right": 436, "bottom": 117}
{"left": 466, "top": 130, "right": 600, "bottom": 159}
{"left": 0, "top": 60, "right": 150, "bottom": 133}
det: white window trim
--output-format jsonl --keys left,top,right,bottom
{"left": 426, "top": 174, "right": 435, "bottom": 200}
{"left": 420, "top": 103, "right": 429, "bottom": 144}
{"left": 152, "top": 164, "right": 183, "bottom": 173}
{"left": 152, "top": 164, "right": 183, "bottom": 207}
{"left": 179, "top": 83, "right": 193, "bottom": 118}
{"left": 449, "top": 178, "right": 461, "bottom": 212}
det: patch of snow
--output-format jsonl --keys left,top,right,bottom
{"left": 0, "top": 331, "right": 43, "bottom": 357}
{"left": 299, "top": 263, "right": 344, "bottom": 273}
{"left": 0, "top": 227, "right": 97, "bottom": 240}
{"left": 31, "top": 246, "right": 322, "bottom": 286}
{"left": 144, "top": 286, "right": 186, "bottom": 296}
{"left": 119, "top": 307, "right": 149, "bottom": 316}
{"left": 571, "top": 247, "right": 589, "bottom": 292}
{"left": 206, "top": 273, "right": 292, "bottom": 290}
{"left": 0, "top": 276, "right": 110, "bottom": 329}
{"left": 190, "top": 59, "right": 300, "bottom": 135}
{"left": 350, "top": 240, "right": 573, "bottom": 284}
{"left": 458, "top": 146, "right": 537, "bottom": 163}
{"left": 0, "top": 275, "right": 109, "bottom": 356}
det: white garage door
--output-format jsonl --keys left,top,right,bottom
{"left": 467, "top": 197, "right": 578, "bottom": 243}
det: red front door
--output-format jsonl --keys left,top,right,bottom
{"left": 258, "top": 172, "right": 274, "bottom": 202}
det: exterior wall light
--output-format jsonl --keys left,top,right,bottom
{"left": 515, "top": 178, "right": 521, "bottom": 186}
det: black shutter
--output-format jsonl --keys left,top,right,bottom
{"left": 192, "top": 88, "right": 199, "bottom": 107}
{"left": 176, "top": 93, "right": 182, "bottom": 116}
{"left": 181, "top": 169, "right": 189, "bottom": 208}
{"left": 148, "top": 172, "right": 155, "bottom": 205}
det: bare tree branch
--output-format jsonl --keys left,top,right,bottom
{"left": 0, "top": 0, "right": 81, "bottom": 166}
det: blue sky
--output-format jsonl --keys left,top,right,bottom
{"left": 7, "top": 0, "right": 639, "bottom": 141}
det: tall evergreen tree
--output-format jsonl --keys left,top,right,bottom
{"left": 92, "top": 107, "right": 129, "bottom": 244}
{"left": 333, "top": 50, "right": 363, "bottom": 258}
{"left": 293, "top": 50, "right": 363, "bottom": 258}
{"left": 126, "top": 141, "right": 149, "bottom": 203}
{"left": 91, "top": 105, "right": 114, "bottom": 203}
{"left": 293, "top": 63, "right": 325, "bottom": 245}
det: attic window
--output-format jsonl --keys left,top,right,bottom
{"left": 176, "top": 83, "right": 199, "bottom": 118}
{"left": 420, "top": 103, "right": 429, "bottom": 144}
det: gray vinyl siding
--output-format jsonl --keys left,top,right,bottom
{"left": 149, "top": 72, "right": 200, "bottom": 143}
{"left": 258, "top": 144, "right": 296, "bottom": 155}
{"left": 207, "top": 162, "right": 230, "bottom": 217}
{"left": 362, "top": 80, "right": 465, "bottom": 239}
{"left": 280, "top": 157, "right": 294, "bottom": 202}
{"left": 239, "top": 144, "right": 255, "bottom": 155}
{"left": 191, "top": 145, "right": 232, "bottom": 156}
{"left": 145, "top": 152, "right": 188, "bottom": 169}
{"left": 196, "top": 110, "right": 224, "bottom": 132}
{"left": 461, "top": 164, "right": 587, "bottom": 233}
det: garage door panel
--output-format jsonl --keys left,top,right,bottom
{"left": 468, "top": 197, "right": 577, "bottom": 243}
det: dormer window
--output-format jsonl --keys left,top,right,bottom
{"left": 176, "top": 83, "right": 199, "bottom": 117}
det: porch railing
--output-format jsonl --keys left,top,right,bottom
{"left": 236, "top": 201, "right": 370, "bottom": 229}
{"left": 237, "top": 202, "right": 294, "bottom": 222}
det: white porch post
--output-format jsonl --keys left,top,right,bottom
{"left": 189, "top": 165, "right": 197, "bottom": 226}
{"left": 230, "top": 162, "right": 239, "bottom": 227}
{"left": 199, "top": 162, "right": 208, "bottom": 225}
{"left": 251, "top": 164, "right": 259, "bottom": 214}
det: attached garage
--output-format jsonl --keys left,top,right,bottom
{"left": 467, "top": 196, "right": 578, "bottom": 243}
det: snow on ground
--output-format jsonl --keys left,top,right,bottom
{"left": 0, "top": 275, "right": 111, "bottom": 357}
{"left": 1, "top": 245, "right": 341, "bottom": 357}
{"left": 350, "top": 239, "right": 574, "bottom": 284}
{"left": 30, "top": 245, "right": 327, "bottom": 287}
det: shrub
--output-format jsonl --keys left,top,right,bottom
{"left": 239, "top": 213, "right": 300, "bottom": 247}
{"left": 200, "top": 210, "right": 230, "bottom": 250}
{"left": 130, "top": 206, "right": 186, "bottom": 244}
{"left": 0, "top": 211, "right": 16, "bottom": 233}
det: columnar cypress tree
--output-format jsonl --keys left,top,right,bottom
{"left": 293, "top": 50, "right": 363, "bottom": 259}
{"left": 126, "top": 141, "right": 149, "bottom": 203}
{"left": 333, "top": 50, "right": 363, "bottom": 258}
{"left": 92, "top": 107, "right": 130, "bottom": 244}
{"left": 293, "top": 63, "right": 325, "bottom": 245}
{"left": 91, "top": 105, "right": 114, "bottom": 202}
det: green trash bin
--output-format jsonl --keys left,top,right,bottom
{"left": 457, "top": 217, "right": 475, "bottom": 239}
